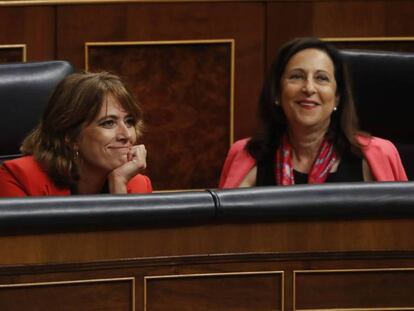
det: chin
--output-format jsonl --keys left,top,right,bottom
{"left": 101, "top": 159, "right": 126, "bottom": 172}
{"left": 119, "top": 157, "right": 130, "bottom": 166}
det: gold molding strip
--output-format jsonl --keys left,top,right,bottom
{"left": 0, "top": 276, "right": 135, "bottom": 288}
{"left": 295, "top": 267, "right": 414, "bottom": 273}
{"left": 85, "top": 38, "right": 235, "bottom": 145}
{"left": 0, "top": 277, "right": 135, "bottom": 311}
{"left": 323, "top": 36, "right": 414, "bottom": 42}
{"left": 296, "top": 308, "right": 414, "bottom": 311}
{"left": 230, "top": 38, "right": 235, "bottom": 145}
{"left": 144, "top": 270, "right": 284, "bottom": 311}
{"left": 293, "top": 268, "right": 414, "bottom": 311}
{"left": 0, "top": 44, "right": 26, "bottom": 62}
{"left": 0, "top": 0, "right": 266, "bottom": 6}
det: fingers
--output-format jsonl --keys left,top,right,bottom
{"left": 109, "top": 144, "right": 147, "bottom": 187}
{"left": 129, "top": 144, "right": 147, "bottom": 170}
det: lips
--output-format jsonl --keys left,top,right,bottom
{"left": 296, "top": 99, "right": 320, "bottom": 109}
{"left": 108, "top": 146, "right": 131, "bottom": 155}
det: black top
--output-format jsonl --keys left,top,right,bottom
{"left": 256, "top": 149, "right": 363, "bottom": 185}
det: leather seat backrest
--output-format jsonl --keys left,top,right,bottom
{"left": 0, "top": 61, "right": 75, "bottom": 161}
{"left": 341, "top": 50, "right": 414, "bottom": 180}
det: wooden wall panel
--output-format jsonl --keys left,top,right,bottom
{"left": 2, "top": 240, "right": 414, "bottom": 311}
{"left": 86, "top": 41, "right": 232, "bottom": 190}
{"left": 145, "top": 272, "right": 282, "bottom": 311}
{"left": 266, "top": 1, "right": 414, "bottom": 67}
{"left": 57, "top": 2, "right": 264, "bottom": 189}
{"left": 3, "top": 218, "right": 414, "bottom": 266}
{"left": 0, "top": 6, "right": 55, "bottom": 61}
{"left": 0, "top": 278, "right": 134, "bottom": 311}
{"left": 1, "top": 0, "right": 414, "bottom": 189}
{"left": 57, "top": 2, "right": 264, "bottom": 141}
{"left": 0, "top": 45, "right": 25, "bottom": 63}
{"left": 295, "top": 269, "right": 414, "bottom": 310}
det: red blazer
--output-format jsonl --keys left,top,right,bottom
{"left": 219, "top": 135, "right": 408, "bottom": 188}
{"left": 0, "top": 156, "right": 152, "bottom": 197}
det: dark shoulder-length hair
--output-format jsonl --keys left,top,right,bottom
{"left": 21, "top": 71, "right": 143, "bottom": 188}
{"left": 247, "top": 37, "right": 363, "bottom": 160}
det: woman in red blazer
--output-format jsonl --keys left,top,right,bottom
{"left": 0, "top": 72, "right": 152, "bottom": 196}
{"left": 220, "top": 37, "right": 407, "bottom": 188}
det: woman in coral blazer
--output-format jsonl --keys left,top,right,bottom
{"left": 219, "top": 37, "right": 407, "bottom": 188}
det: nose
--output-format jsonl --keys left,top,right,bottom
{"left": 116, "top": 122, "right": 132, "bottom": 142}
{"left": 302, "top": 77, "right": 316, "bottom": 95}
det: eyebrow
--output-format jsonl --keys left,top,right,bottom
{"left": 97, "top": 115, "right": 118, "bottom": 122}
{"left": 288, "top": 68, "right": 330, "bottom": 74}
{"left": 97, "top": 114, "right": 133, "bottom": 122}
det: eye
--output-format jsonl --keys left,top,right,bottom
{"left": 316, "top": 74, "right": 330, "bottom": 82}
{"left": 99, "top": 119, "right": 116, "bottom": 128}
{"left": 124, "top": 117, "right": 136, "bottom": 127}
{"left": 288, "top": 72, "right": 304, "bottom": 80}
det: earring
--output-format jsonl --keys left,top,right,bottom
{"left": 73, "top": 146, "right": 79, "bottom": 160}
{"left": 274, "top": 98, "right": 280, "bottom": 106}
{"left": 333, "top": 107, "right": 337, "bottom": 111}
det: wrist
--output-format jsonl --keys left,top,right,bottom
{"left": 108, "top": 172, "right": 128, "bottom": 194}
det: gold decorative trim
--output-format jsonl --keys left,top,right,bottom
{"left": 144, "top": 270, "right": 284, "bottom": 311}
{"left": 230, "top": 39, "right": 235, "bottom": 145}
{"left": 85, "top": 38, "right": 235, "bottom": 145}
{"left": 294, "top": 308, "right": 414, "bottom": 311}
{"left": 0, "top": 44, "right": 26, "bottom": 62}
{"left": 296, "top": 267, "right": 414, "bottom": 273}
{"left": 1, "top": 0, "right": 264, "bottom": 6}
{"left": 0, "top": 277, "right": 135, "bottom": 311}
{"left": 294, "top": 268, "right": 414, "bottom": 311}
{"left": 323, "top": 36, "right": 414, "bottom": 42}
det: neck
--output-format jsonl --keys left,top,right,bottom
{"left": 76, "top": 164, "right": 107, "bottom": 195}
{"left": 287, "top": 125, "right": 328, "bottom": 173}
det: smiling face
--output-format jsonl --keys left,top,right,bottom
{"left": 76, "top": 94, "right": 138, "bottom": 176}
{"left": 280, "top": 48, "right": 338, "bottom": 133}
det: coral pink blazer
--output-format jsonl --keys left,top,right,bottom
{"left": 0, "top": 156, "right": 152, "bottom": 197}
{"left": 219, "top": 136, "right": 408, "bottom": 188}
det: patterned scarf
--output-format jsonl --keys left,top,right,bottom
{"left": 275, "top": 134, "right": 338, "bottom": 185}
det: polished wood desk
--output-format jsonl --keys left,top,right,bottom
{"left": 1, "top": 184, "right": 414, "bottom": 310}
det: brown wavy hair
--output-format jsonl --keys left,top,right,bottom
{"left": 21, "top": 71, "right": 143, "bottom": 188}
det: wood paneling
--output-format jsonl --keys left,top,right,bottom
{"left": 56, "top": 2, "right": 264, "bottom": 189}
{"left": 87, "top": 41, "right": 232, "bottom": 189}
{"left": 2, "top": 218, "right": 414, "bottom": 266}
{"left": 266, "top": 1, "right": 414, "bottom": 67}
{"left": 145, "top": 272, "right": 282, "bottom": 310}
{"left": 0, "top": 6, "right": 54, "bottom": 60}
{"left": 2, "top": 236, "right": 414, "bottom": 311}
{"left": 0, "top": 278, "right": 133, "bottom": 311}
{"left": 0, "top": 45, "right": 25, "bottom": 63}
{"left": 295, "top": 269, "right": 414, "bottom": 310}
{"left": 1, "top": 2, "right": 414, "bottom": 310}
{"left": 2, "top": 0, "right": 414, "bottom": 189}
{"left": 56, "top": 2, "right": 265, "bottom": 141}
